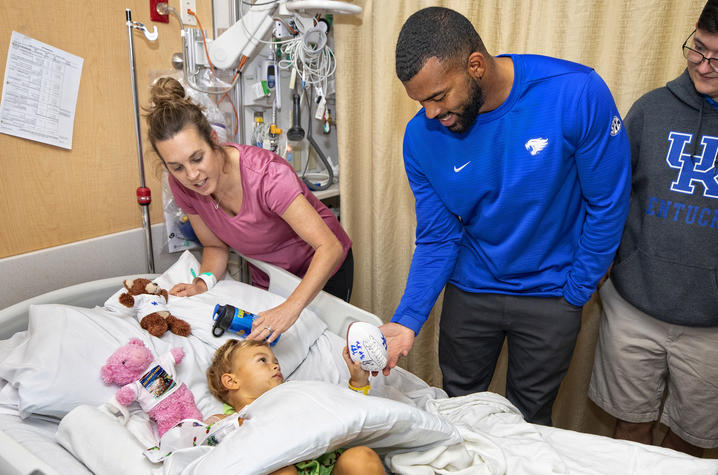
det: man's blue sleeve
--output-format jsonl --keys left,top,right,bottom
{"left": 563, "top": 71, "right": 631, "bottom": 305}
{"left": 390, "top": 135, "right": 463, "bottom": 334}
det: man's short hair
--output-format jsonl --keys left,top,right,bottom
{"left": 395, "top": 7, "right": 486, "bottom": 82}
{"left": 698, "top": 0, "right": 718, "bottom": 33}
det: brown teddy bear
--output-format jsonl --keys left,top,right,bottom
{"left": 118, "top": 278, "right": 191, "bottom": 338}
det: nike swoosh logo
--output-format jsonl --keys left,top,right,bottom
{"left": 453, "top": 161, "right": 471, "bottom": 173}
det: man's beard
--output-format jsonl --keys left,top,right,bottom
{"left": 447, "top": 77, "right": 484, "bottom": 134}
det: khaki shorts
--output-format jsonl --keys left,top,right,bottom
{"left": 588, "top": 279, "right": 718, "bottom": 449}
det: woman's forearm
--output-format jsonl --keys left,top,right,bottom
{"left": 195, "top": 246, "right": 230, "bottom": 288}
{"left": 283, "top": 238, "right": 344, "bottom": 313}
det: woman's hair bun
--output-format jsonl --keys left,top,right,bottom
{"left": 150, "top": 77, "right": 186, "bottom": 107}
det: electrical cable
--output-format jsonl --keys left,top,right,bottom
{"left": 160, "top": 6, "right": 243, "bottom": 134}
{"left": 155, "top": 2, "right": 184, "bottom": 29}
{"left": 176, "top": 1, "right": 337, "bottom": 165}
{"left": 237, "top": 0, "right": 299, "bottom": 49}
{"left": 216, "top": 90, "right": 240, "bottom": 137}
{"left": 213, "top": 54, "right": 246, "bottom": 136}
{"left": 277, "top": 29, "right": 335, "bottom": 95}
{"left": 180, "top": 9, "right": 242, "bottom": 95}
{"left": 303, "top": 85, "right": 334, "bottom": 191}
{"left": 183, "top": 0, "right": 332, "bottom": 97}
{"left": 188, "top": 9, "right": 216, "bottom": 73}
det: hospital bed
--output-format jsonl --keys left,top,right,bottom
{"left": 0, "top": 251, "right": 716, "bottom": 475}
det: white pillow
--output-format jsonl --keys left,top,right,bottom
{"left": 162, "top": 381, "right": 462, "bottom": 475}
{"left": 0, "top": 304, "right": 172, "bottom": 419}
{"left": 166, "top": 280, "right": 327, "bottom": 377}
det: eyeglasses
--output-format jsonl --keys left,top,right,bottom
{"left": 682, "top": 30, "right": 718, "bottom": 73}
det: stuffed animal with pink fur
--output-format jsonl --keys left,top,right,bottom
{"left": 100, "top": 338, "right": 202, "bottom": 437}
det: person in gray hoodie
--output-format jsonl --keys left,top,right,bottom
{"left": 588, "top": 0, "right": 718, "bottom": 457}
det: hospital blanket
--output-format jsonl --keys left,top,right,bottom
{"left": 387, "top": 392, "right": 718, "bottom": 475}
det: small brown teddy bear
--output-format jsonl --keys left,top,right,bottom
{"left": 119, "top": 278, "right": 191, "bottom": 338}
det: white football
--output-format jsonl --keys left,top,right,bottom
{"left": 346, "top": 321, "right": 388, "bottom": 372}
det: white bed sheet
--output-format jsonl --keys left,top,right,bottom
{"left": 387, "top": 393, "right": 718, "bottom": 475}
{"left": 0, "top": 412, "right": 91, "bottom": 475}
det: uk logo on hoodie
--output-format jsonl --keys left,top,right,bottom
{"left": 665, "top": 132, "right": 718, "bottom": 198}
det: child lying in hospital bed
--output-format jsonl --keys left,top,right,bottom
{"left": 27, "top": 251, "right": 455, "bottom": 474}
{"left": 201, "top": 339, "right": 385, "bottom": 475}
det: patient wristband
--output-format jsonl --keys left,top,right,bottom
{"left": 348, "top": 382, "right": 371, "bottom": 395}
{"left": 195, "top": 272, "right": 217, "bottom": 291}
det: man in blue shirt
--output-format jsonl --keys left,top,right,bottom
{"left": 381, "top": 7, "right": 631, "bottom": 425}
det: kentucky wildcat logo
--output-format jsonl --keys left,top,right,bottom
{"left": 525, "top": 138, "right": 548, "bottom": 156}
{"left": 665, "top": 132, "right": 718, "bottom": 198}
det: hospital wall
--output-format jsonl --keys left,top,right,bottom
{"left": 0, "top": 1, "right": 212, "bottom": 308}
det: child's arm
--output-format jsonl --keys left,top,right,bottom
{"left": 204, "top": 414, "right": 229, "bottom": 425}
{"left": 204, "top": 414, "right": 245, "bottom": 426}
{"left": 342, "top": 346, "right": 371, "bottom": 395}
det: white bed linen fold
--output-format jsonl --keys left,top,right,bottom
{"left": 0, "top": 412, "right": 91, "bottom": 475}
{"left": 56, "top": 402, "right": 158, "bottom": 475}
{"left": 533, "top": 424, "right": 718, "bottom": 475}
{"left": 160, "top": 381, "right": 461, "bottom": 475}
{"left": 387, "top": 392, "right": 718, "bottom": 475}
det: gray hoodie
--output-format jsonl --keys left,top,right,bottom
{"left": 611, "top": 70, "right": 718, "bottom": 326}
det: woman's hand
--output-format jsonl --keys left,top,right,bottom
{"left": 169, "top": 279, "right": 207, "bottom": 297}
{"left": 342, "top": 346, "right": 370, "bottom": 388}
{"left": 247, "top": 301, "right": 301, "bottom": 343}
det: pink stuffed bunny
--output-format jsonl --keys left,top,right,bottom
{"left": 100, "top": 338, "right": 203, "bottom": 437}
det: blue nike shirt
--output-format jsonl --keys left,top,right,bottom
{"left": 392, "top": 54, "right": 631, "bottom": 334}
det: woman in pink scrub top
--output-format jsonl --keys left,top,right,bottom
{"left": 145, "top": 77, "right": 353, "bottom": 343}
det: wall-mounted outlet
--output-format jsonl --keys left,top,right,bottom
{"left": 149, "top": 0, "right": 169, "bottom": 23}
{"left": 180, "top": 0, "right": 197, "bottom": 27}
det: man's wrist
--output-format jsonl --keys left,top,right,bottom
{"left": 390, "top": 315, "right": 422, "bottom": 335}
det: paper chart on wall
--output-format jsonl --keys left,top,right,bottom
{"left": 0, "top": 31, "right": 84, "bottom": 150}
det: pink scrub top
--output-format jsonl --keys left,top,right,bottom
{"left": 169, "top": 143, "right": 351, "bottom": 289}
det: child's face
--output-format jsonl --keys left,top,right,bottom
{"left": 224, "top": 345, "right": 284, "bottom": 402}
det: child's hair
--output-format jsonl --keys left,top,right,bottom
{"left": 206, "top": 339, "right": 271, "bottom": 405}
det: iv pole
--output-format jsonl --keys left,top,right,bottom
{"left": 126, "top": 9, "right": 158, "bottom": 273}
